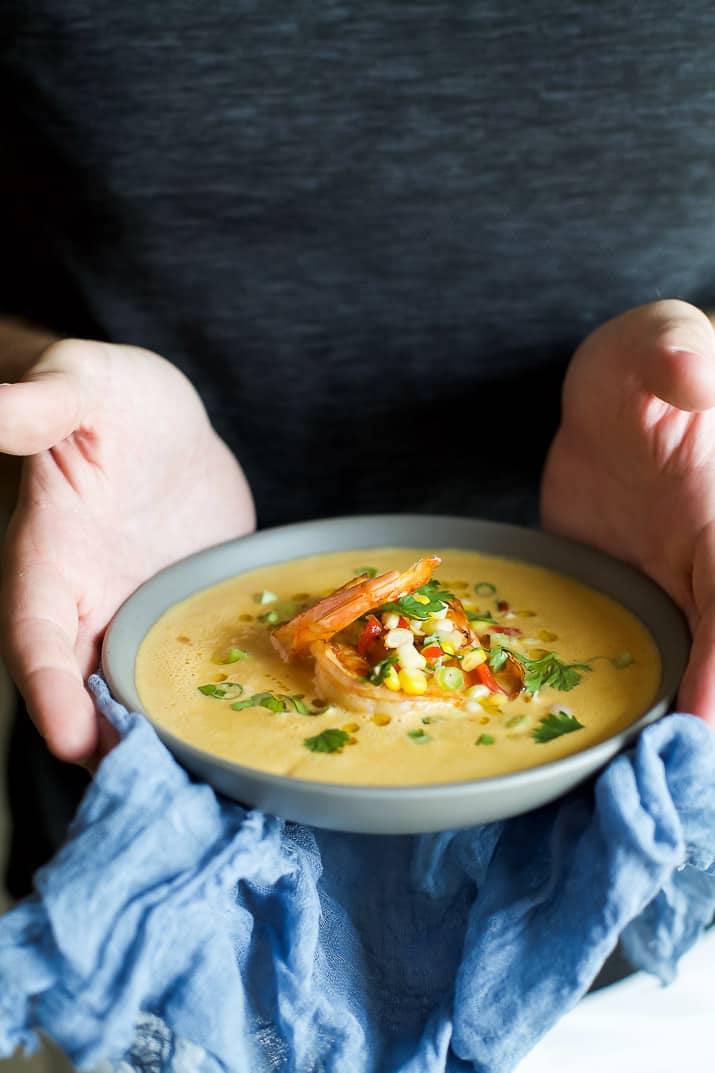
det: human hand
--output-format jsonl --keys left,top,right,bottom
{"left": 0, "top": 336, "right": 255, "bottom": 764}
{"left": 541, "top": 300, "right": 715, "bottom": 727}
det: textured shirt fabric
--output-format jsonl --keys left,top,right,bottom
{"left": 0, "top": 678, "right": 714, "bottom": 1073}
{"left": 3, "top": 3, "right": 715, "bottom": 526}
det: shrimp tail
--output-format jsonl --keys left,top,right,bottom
{"left": 271, "top": 554, "right": 442, "bottom": 660}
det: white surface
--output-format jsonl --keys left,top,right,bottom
{"left": 518, "top": 926, "right": 715, "bottom": 1073}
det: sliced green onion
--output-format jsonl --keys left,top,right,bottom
{"left": 612, "top": 651, "right": 634, "bottom": 669}
{"left": 435, "top": 666, "right": 465, "bottom": 691}
{"left": 254, "top": 590, "right": 277, "bottom": 605}
{"left": 407, "top": 728, "right": 431, "bottom": 744}
{"left": 474, "top": 581, "right": 497, "bottom": 596}
{"left": 290, "top": 695, "right": 331, "bottom": 716}
{"left": 505, "top": 714, "right": 529, "bottom": 729}
{"left": 213, "top": 646, "right": 249, "bottom": 664}
{"left": 224, "top": 647, "right": 248, "bottom": 663}
{"left": 259, "top": 601, "right": 300, "bottom": 626}
{"left": 354, "top": 566, "right": 378, "bottom": 578}
{"left": 199, "top": 682, "right": 244, "bottom": 700}
{"left": 475, "top": 733, "right": 496, "bottom": 745}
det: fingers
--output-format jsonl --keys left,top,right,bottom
{"left": 676, "top": 521, "right": 715, "bottom": 726}
{"left": 605, "top": 300, "right": 715, "bottom": 412}
{"left": 676, "top": 615, "right": 715, "bottom": 728}
{"left": 1, "top": 548, "right": 100, "bottom": 763}
{"left": 0, "top": 339, "right": 101, "bottom": 456}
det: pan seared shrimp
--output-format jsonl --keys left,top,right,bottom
{"left": 271, "top": 555, "right": 441, "bottom": 660}
{"left": 311, "top": 639, "right": 466, "bottom": 717}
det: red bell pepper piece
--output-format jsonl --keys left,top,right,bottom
{"left": 474, "top": 661, "right": 507, "bottom": 694}
{"left": 357, "top": 614, "right": 383, "bottom": 657}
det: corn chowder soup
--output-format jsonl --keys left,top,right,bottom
{"left": 135, "top": 548, "right": 661, "bottom": 786}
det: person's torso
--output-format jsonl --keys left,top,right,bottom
{"left": 3, "top": 2, "right": 715, "bottom": 524}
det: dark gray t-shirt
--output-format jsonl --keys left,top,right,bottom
{"left": 3, "top": 2, "right": 715, "bottom": 529}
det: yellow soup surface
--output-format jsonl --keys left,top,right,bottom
{"left": 135, "top": 547, "right": 661, "bottom": 786}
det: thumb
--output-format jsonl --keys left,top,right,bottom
{"left": 598, "top": 300, "right": 715, "bottom": 412}
{"left": 0, "top": 339, "right": 100, "bottom": 455}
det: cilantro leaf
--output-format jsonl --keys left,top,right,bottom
{"left": 491, "top": 646, "right": 591, "bottom": 694}
{"left": 522, "top": 654, "right": 591, "bottom": 694}
{"left": 467, "top": 611, "right": 496, "bottom": 623}
{"left": 354, "top": 566, "right": 378, "bottom": 578}
{"left": 488, "top": 646, "right": 509, "bottom": 673}
{"left": 303, "top": 728, "right": 350, "bottom": 753}
{"left": 230, "top": 691, "right": 331, "bottom": 716}
{"left": 378, "top": 579, "right": 455, "bottom": 621}
{"left": 231, "top": 691, "right": 291, "bottom": 713}
{"left": 532, "top": 711, "right": 585, "bottom": 743}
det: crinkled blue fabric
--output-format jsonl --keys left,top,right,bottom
{"left": 1, "top": 675, "right": 714, "bottom": 1073}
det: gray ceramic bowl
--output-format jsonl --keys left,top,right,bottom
{"left": 102, "top": 515, "right": 690, "bottom": 834}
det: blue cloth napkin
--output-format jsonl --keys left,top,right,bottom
{"left": 1, "top": 675, "right": 714, "bottom": 1073}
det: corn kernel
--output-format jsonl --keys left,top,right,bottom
{"left": 382, "top": 666, "right": 401, "bottom": 691}
{"left": 439, "top": 641, "right": 456, "bottom": 656}
{"left": 480, "top": 693, "right": 506, "bottom": 713}
{"left": 397, "top": 642, "right": 426, "bottom": 668}
{"left": 516, "top": 609, "right": 536, "bottom": 617}
{"left": 462, "top": 648, "right": 487, "bottom": 672}
{"left": 413, "top": 593, "right": 430, "bottom": 605}
{"left": 372, "top": 713, "right": 392, "bottom": 726}
{"left": 538, "top": 630, "right": 558, "bottom": 643}
{"left": 385, "top": 627, "right": 413, "bottom": 649}
{"left": 528, "top": 647, "right": 548, "bottom": 660}
{"left": 398, "top": 667, "right": 428, "bottom": 695}
{"left": 342, "top": 722, "right": 360, "bottom": 733}
{"left": 427, "top": 607, "right": 449, "bottom": 623}
{"left": 479, "top": 715, "right": 491, "bottom": 725}
{"left": 465, "top": 683, "right": 490, "bottom": 700}
{"left": 213, "top": 673, "right": 228, "bottom": 683}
